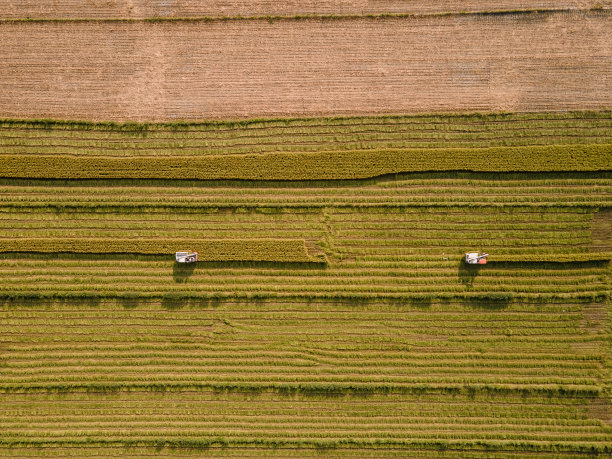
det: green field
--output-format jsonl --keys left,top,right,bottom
{"left": 0, "top": 112, "right": 610, "bottom": 456}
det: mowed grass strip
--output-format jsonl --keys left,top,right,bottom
{"left": 2, "top": 175, "right": 611, "bottom": 209}
{"left": 0, "top": 238, "right": 322, "bottom": 262}
{"left": 0, "top": 299, "right": 606, "bottom": 396}
{"left": 2, "top": 113, "right": 611, "bottom": 157}
{"left": 0, "top": 391, "right": 609, "bottom": 453}
{"left": 1, "top": 144, "right": 610, "bottom": 180}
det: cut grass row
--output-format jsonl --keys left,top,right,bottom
{"left": 0, "top": 298, "right": 605, "bottom": 398}
{"left": 3, "top": 186, "right": 609, "bottom": 208}
{"left": 0, "top": 450, "right": 541, "bottom": 459}
{"left": 489, "top": 253, "right": 611, "bottom": 262}
{"left": 1, "top": 145, "right": 610, "bottom": 180}
{"left": 2, "top": 174, "right": 609, "bottom": 212}
{"left": 0, "top": 438, "right": 608, "bottom": 455}
{"left": 2, "top": 113, "right": 609, "bottom": 157}
{"left": 3, "top": 130, "right": 610, "bottom": 156}
{"left": 0, "top": 390, "right": 607, "bottom": 428}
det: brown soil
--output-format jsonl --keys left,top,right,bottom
{"left": 1, "top": 1, "right": 609, "bottom": 19}
{"left": 0, "top": 11, "right": 610, "bottom": 121}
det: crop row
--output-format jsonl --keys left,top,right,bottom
{"left": 3, "top": 205, "right": 596, "bottom": 219}
{"left": 0, "top": 233, "right": 592, "bottom": 249}
{"left": 2, "top": 191, "right": 609, "bottom": 208}
{"left": 0, "top": 446, "right": 455, "bottom": 458}
{"left": 1, "top": 144, "right": 610, "bottom": 181}
{"left": 0, "top": 390, "right": 608, "bottom": 451}
{"left": 1, "top": 127, "right": 607, "bottom": 148}
{"left": 488, "top": 253, "right": 611, "bottom": 262}
{"left": 0, "top": 238, "right": 323, "bottom": 263}
{"left": 1, "top": 261, "right": 606, "bottom": 298}
{"left": 5, "top": 184, "right": 610, "bottom": 197}
{"left": 0, "top": 266, "right": 604, "bottom": 283}
{"left": 2, "top": 188, "right": 608, "bottom": 215}
{"left": 3, "top": 264, "right": 605, "bottom": 278}
{"left": 0, "top": 298, "right": 605, "bottom": 400}
{"left": 3, "top": 130, "right": 609, "bottom": 157}
{"left": 0, "top": 221, "right": 592, "bottom": 235}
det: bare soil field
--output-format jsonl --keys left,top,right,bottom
{"left": 0, "top": 0, "right": 609, "bottom": 19}
{"left": 0, "top": 11, "right": 609, "bottom": 121}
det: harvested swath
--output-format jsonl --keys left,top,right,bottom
{"left": 0, "top": 300, "right": 606, "bottom": 396}
{"left": 1, "top": 144, "right": 610, "bottom": 180}
{"left": 0, "top": 447, "right": 465, "bottom": 458}
{"left": 2, "top": 113, "right": 611, "bottom": 161}
{"left": 488, "top": 253, "right": 612, "bottom": 262}
{"left": 0, "top": 238, "right": 323, "bottom": 263}
{"left": 1, "top": 174, "right": 610, "bottom": 209}
{"left": 3, "top": 113, "right": 611, "bottom": 157}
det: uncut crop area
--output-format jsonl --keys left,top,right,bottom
{"left": 0, "top": 2, "right": 611, "bottom": 459}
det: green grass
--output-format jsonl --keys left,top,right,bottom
{"left": 0, "top": 112, "right": 610, "bottom": 455}
{"left": 0, "top": 300, "right": 609, "bottom": 453}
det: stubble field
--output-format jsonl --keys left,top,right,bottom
{"left": 0, "top": 11, "right": 610, "bottom": 121}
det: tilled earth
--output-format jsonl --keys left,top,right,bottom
{"left": 1, "top": 0, "right": 608, "bottom": 18}
{"left": 0, "top": 11, "right": 610, "bottom": 121}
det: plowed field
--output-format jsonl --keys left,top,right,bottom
{"left": 1, "top": 0, "right": 608, "bottom": 18}
{"left": 0, "top": 11, "right": 610, "bottom": 121}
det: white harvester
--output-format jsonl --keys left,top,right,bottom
{"left": 465, "top": 252, "right": 488, "bottom": 265}
{"left": 175, "top": 251, "right": 198, "bottom": 263}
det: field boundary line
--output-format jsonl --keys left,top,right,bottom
{"left": 0, "top": 438, "right": 608, "bottom": 454}
{"left": 0, "top": 8, "right": 609, "bottom": 24}
{"left": 1, "top": 111, "right": 611, "bottom": 132}
{"left": 0, "top": 381, "right": 602, "bottom": 397}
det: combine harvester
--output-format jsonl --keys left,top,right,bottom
{"left": 465, "top": 252, "right": 488, "bottom": 265}
{"left": 175, "top": 251, "right": 198, "bottom": 263}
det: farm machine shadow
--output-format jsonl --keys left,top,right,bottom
{"left": 458, "top": 261, "right": 482, "bottom": 288}
{"left": 173, "top": 260, "right": 197, "bottom": 283}
{"left": 458, "top": 252, "right": 488, "bottom": 288}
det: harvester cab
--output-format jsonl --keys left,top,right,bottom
{"left": 465, "top": 252, "right": 488, "bottom": 265}
{"left": 175, "top": 251, "right": 198, "bottom": 263}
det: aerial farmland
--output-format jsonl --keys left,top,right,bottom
{"left": 0, "top": 1, "right": 610, "bottom": 457}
